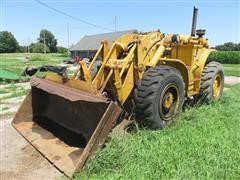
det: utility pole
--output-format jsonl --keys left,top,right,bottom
{"left": 67, "top": 23, "right": 70, "bottom": 55}
{"left": 43, "top": 32, "right": 46, "bottom": 54}
{"left": 114, "top": 16, "right": 117, "bottom": 32}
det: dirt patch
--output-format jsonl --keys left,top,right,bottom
{"left": 0, "top": 96, "right": 26, "bottom": 116}
{"left": 1, "top": 118, "right": 64, "bottom": 180}
{"left": 0, "top": 82, "right": 65, "bottom": 179}
{"left": 225, "top": 76, "right": 240, "bottom": 85}
{"left": 0, "top": 82, "right": 30, "bottom": 116}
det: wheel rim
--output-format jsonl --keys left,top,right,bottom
{"left": 213, "top": 74, "right": 222, "bottom": 98}
{"left": 159, "top": 84, "right": 179, "bottom": 121}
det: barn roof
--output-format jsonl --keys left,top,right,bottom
{"left": 70, "top": 30, "right": 137, "bottom": 51}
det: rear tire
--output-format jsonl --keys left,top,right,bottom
{"left": 134, "top": 66, "right": 185, "bottom": 129}
{"left": 197, "top": 61, "right": 224, "bottom": 104}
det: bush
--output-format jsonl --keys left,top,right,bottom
{"left": 29, "top": 42, "right": 50, "bottom": 53}
{"left": 57, "top": 46, "right": 68, "bottom": 54}
{"left": 18, "top": 45, "right": 28, "bottom": 53}
{"left": 207, "top": 51, "right": 240, "bottom": 64}
{"left": 29, "top": 54, "right": 50, "bottom": 61}
{"left": 58, "top": 52, "right": 69, "bottom": 57}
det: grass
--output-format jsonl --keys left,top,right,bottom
{"left": 1, "top": 107, "right": 9, "bottom": 111}
{"left": 0, "top": 88, "right": 8, "bottom": 94}
{"left": 0, "top": 53, "right": 68, "bottom": 80}
{"left": 223, "top": 64, "right": 240, "bottom": 77}
{"left": 0, "top": 112, "right": 16, "bottom": 119}
{"left": 0, "top": 83, "right": 29, "bottom": 99}
{"left": 9, "top": 87, "right": 28, "bottom": 98}
{"left": 75, "top": 84, "right": 240, "bottom": 179}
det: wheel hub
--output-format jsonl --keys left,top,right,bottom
{"left": 213, "top": 74, "right": 221, "bottom": 98}
{"left": 159, "top": 84, "right": 179, "bottom": 121}
{"left": 163, "top": 92, "right": 174, "bottom": 109}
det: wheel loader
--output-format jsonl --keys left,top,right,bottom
{"left": 12, "top": 7, "right": 224, "bottom": 177}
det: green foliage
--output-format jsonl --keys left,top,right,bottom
{"left": 215, "top": 42, "right": 240, "bottom": 51}
{"left": 38, "top": 29, "right": 58, "bottom": 53}
{"left": 58, "top": 52, "right": 69, "bottom": 57}
{"left": 29, "top": 42, "right": 50, "bottom": 53}
{"left": 207, "top": 51, "right": 240, "bottom": 64}
{"left": 0, "top": 53, "right": 66, "bottom": 80}
{"left": 0, "top": 31, "right": 19, "bottom": 53}
{"left": 18, "top": 45, "right": 28, "bottom": 53}
{"left": 223, "top": 64, "right": 240, "bottom": 77}
{"left": 75, "top": 84, "right": 240, "bottom": 179}
{"left": 57, "top": 46, "right": 68, "bottom": 54}
{"left": 0, "top": 84, "right": 28, "bottom": 99}
{"left": 29, "top": 54, "right": 50, "bottom": 61}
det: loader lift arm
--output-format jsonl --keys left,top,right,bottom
{"left": 12, "top": 7, "right": 224, "bottom": 178}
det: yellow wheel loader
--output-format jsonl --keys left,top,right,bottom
{"left": 12, "top": 7, "right": 224, "bottom": 177}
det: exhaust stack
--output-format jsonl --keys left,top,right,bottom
{"left": 191, "top": 6, "right": 198, "bottom": 36}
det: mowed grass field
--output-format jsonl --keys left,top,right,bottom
{"left": 0, "top": 53, "right": 239, "bottom": 78}
{"left": 0, "top": 53, "right": 67, "bottom": 76}
{"left": 223, "top": 64, "right": 240, "bottom": 77}
{"left": 75, "top": 84, "right": 240, "bottom": 179}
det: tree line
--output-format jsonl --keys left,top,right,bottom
{"left": 0, "top": 30, "right": 68, "bottom": 53}
{"left": 0, "top": 30, "right": 239, "bottom": 53}
{"left": 215, "top": 42, "right": 240, "bottom": 51}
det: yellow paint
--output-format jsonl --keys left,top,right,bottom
{"left": 163, "top": 92, "right": 174, "bottom": 109}
{"left": 213, "top": 74, "right": 221, "bottom": 98}
{"left": 44, "top": 30, "right": 214, "bottom": 105}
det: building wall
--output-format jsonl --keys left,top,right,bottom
{"left": 70, "top": 50, "right": 97, "bottom": 59}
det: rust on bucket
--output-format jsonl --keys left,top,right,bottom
{"left": 12, "top": 78, "right": 122, "bottom": 177}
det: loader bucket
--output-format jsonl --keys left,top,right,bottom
{"left": 12, "top": 78, "right": 122, "bottom": 177}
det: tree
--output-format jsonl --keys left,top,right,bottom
{"left": 215, "top": 42, "right": 240, "bottom": 51}
{"left": 38, "top": 29, "right": 57, "bottom": 53}
{"left": 0, "top": 31, "right": 19, "bottom": 53}
{"left": 29, "top": 42, "right": 50, "bottom": 53}
{"left": 18, "top": 45, "right": 27, "bottom": 53}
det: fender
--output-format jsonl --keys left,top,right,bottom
{"left": 193, "top": 48, "right": 216, "bottom": 91}
{"left": 158, "top": 59, "right": 189, "bottom": 94}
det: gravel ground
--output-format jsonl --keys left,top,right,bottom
{"left": 0, "top": 76, "right": 239, "bottom": 180}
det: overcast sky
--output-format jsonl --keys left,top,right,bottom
{"left": 1, "top": 0, "right": 239, "bottom": 47}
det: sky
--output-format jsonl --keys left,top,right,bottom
{"left": 1, "top": 0, "right": 239, "bottom": 48}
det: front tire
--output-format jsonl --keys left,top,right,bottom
{"left": 134, "top": 66, "right": 185, "bottom": 129}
